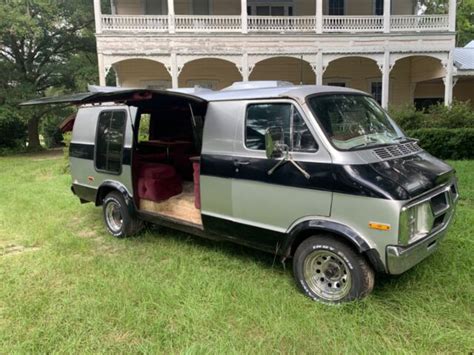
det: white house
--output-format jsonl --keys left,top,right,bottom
{"left": 93, "top": 0, "right": 469, "bottom": 108}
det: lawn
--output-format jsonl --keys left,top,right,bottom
{"left": 0, "top": 151, "right": 472, "bottom": 353}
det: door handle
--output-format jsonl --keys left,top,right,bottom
{"left": 233, "top": 160, "right": 251, "bottom": 167}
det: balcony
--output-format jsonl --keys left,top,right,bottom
{"left": 100, "top": 13, "right": 449, "bottom": 34}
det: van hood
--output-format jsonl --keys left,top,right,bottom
{"left": 367, "top": 151, "right": 455, "bottom": 199}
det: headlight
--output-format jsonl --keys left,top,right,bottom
{"left": 399, "top": 202, "right": 434, "bottom": 245}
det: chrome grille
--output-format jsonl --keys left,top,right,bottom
{"left": 373, "top": 142, "right": 422, "bottom": 161}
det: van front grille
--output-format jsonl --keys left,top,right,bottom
{"left": 373, "top": 142, "right": 422, "bottom": 161}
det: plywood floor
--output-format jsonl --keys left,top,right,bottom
{"left": 140, "top": 182, "right": 202, "bottom": 226}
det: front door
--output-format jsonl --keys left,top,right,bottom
{"left": 231, "top": 100, "right": 333, "bottom": 250}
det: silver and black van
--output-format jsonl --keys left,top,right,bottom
{"left": 23, "top": 82, "right": 458, "bottom": 303}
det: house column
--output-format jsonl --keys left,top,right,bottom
{"left": 383, "top": 0, "right": 391, "bottom": 33}
{"left": 168, "top": 0, "right": 175, "bottom": 33}
{"left": 93, "top": 0, "right": 102, "bottom": 34}
{"left": 444, "top": 50, "right": 454, "bottom": 106}
{"left": 171, "top": 52, "right": 179, "bottom": 88}
{"left": 448, "top": 0, "right": 456, "bottom": 32}
{"left": 98, "top": 53, "right": 106, "bottom": 86}
{"left": 242, "top": 53, "right": 249, "bottom": 81}
{"left": 241, "top": 0, "right": 248, "bottom": 34}
{"left": 381, "top": 51, "right": 391, "bottom": 109}
{"left": 316, "top": 52, "right": 324, "bottom": 85}
{"left": 316, "top": 0, "right": 323, "bottom": 34}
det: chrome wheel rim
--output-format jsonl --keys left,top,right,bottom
{"left": 303, "top": 250, "right": 352, "bottom": 301}
{"left": 105, "top": 201, "right": 123, "bottom": 233}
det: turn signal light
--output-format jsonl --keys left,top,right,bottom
{"left": 369, "top": 222, "right": 391, "bottom": 231}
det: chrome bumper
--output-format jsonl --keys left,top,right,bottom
{"left": 386, "top": 179, "right": 458, "bottom": 275}
{"left": 386, "top": 226, "right": 449, "bottom": 275}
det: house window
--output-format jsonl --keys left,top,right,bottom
{"left": 414, "top": 98, "right": 443, "bottom": 111}
{"left": 192, "top": 0, "right": 210, "bottom": 15}
{"left": 141, "top": 80, "right": 171, "bottom": 90}
{"left": 328, "top": 0, "right": 344, "bottom": 15}
{"left": 371, "top": 82, "right": 382, "bottom": 104}
{"left": 186, "top": 79, "right": 219, "bottom": 89}
{"left": 248, "top": 1, "right": 294, "bottom": 16}
{"left": 327, "top": 82, "right": 346, "bottom": 87}
{"left": 145, "top": 0, "right": 166, "bottom": 15}
{"left": 95, "top": 110, "right": 127, "bottom": 174}
{"left": 245, "top": 103, "right": 317, "bottom": 152}
{"left": 375, "top": 0, "right": 383, "bottom": 15}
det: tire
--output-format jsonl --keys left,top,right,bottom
{"left": 293, "top": 235, "right": 374, "bottom": 304}
{"left": 102, "top": 191, "right": 143, "bottom": 238}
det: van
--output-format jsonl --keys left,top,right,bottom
{"left": 23, "top": 82, "right": 458, "bottom": 303}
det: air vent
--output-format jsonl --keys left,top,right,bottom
{"left": 373, "top": 142, "right": 422, "bottom": 161}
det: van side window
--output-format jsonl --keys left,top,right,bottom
{"left": 95, "top": 110, "right": 126, "bottom": 174}
{"left": 245, "top": 103, "right": 318, "bottom": 152}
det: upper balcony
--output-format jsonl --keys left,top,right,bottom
{"left": 95, "top": 0, "right": 455, "bottom": 35}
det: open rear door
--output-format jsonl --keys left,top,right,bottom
{"left": 21, "top": 89, "right": 208, "bottom": 107}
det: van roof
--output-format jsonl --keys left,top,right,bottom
{"left": 20, "top": 83, "right": 365, "bottom": 107}
{"left": 190, "top": 84, "right": 365, "bottom": 102}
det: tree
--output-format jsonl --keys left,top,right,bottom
{"left": 0, "top": 0, "right": 97, "bottom": 150}
{"left": 456, "top": 0, "right": 474, "bottom": 46}
{"left": 420, "top": 0, "right": 474, "bottom": 46}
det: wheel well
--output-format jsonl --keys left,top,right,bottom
{"left": 95, "top": 186, "right": 116, "bottom": 206}
{"left": 287, "top": 229, "right": 386, "bottom": 273}
{"left": 289, "top": 228, "right": 363, "bottom": 258}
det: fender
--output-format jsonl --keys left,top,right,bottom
{"left": 283, "top": 219, "right": 371, "bottom": 256}
{"left": 282, "top": 219, "right": 386, "bottom": 273}
{"left": 95, "top": 180, "right": 137, "bottom": 216}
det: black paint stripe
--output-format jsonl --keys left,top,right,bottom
{"left": 69, "top": 143, "right": 131, "bottom": 166}
{"left": 201, "top": 214, "right": 285, "bottom": 253}
{"left": 200, "top": 153, "right": 453, "bottom": 200}
{"left": 71, "top": 183, "right": 97, "bottom": 203}
{"left": 70, "top": 143, "right": 94, "bottom": 160}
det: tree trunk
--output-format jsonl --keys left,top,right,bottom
{"left": 27, "top": 115, "right": 42, "bottom": 151}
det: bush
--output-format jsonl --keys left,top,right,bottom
{"left": 41, "top": 115, "right": 64, "bottom": 149}
{"left": 427, "top": 101, "right": 474, "bottom": 129}
{"left": 389, "top": 101, "right": 474, "bottom": 131}
{"left": 388, "top": 104, "right": 427, "bottom": 131}
{"left": 0, "top": 107, "right": 27, "bottom": 150}
{"left": 407, "top": 128, "right": 474, "bottom": 160}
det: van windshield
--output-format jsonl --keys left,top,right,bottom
{"left": 307, "top": 94, "right": 405, "bottom": 151}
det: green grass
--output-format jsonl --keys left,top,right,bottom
{"left": 0, "top": 152, "right": 473, "bottom": 353}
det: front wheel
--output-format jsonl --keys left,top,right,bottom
{"left": 103, "top": 191, "right": 143, "bottom": 238}
{"left": 293, "top": 235, "right": 374, "bottom": 303}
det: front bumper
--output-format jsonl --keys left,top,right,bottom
{"left": 386, "top": 225, "right": 449, "bottom": 275}
{"left": 386, "top": 180, "right": 458, "bottom": 275}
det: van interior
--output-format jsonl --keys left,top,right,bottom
{"left": 131, "top": 96, "right": 207, "bottom": 227}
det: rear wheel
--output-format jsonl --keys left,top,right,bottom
{"left": 293, "top": 235, "right": 374, "bottom": 303}
{"left": 103, "top": 191, "right": 143, "bottom": 238}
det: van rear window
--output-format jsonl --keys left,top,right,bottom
{"left": 95, "top": 110, "right": 126, "bottom": 174}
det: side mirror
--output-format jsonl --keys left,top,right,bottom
{"left": 265, "top": 126, "right": 284, "bottom": 159}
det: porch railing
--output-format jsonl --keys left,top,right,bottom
{"left": 323, "top": 16, "right": 384, "bottom": 32}
{"left": 101, "top": 15, "right": 168, "bottom": 32}
{"left": 175, "top": 15, "right": 241, "bottom": 32}
{"left": 390, "top": 15, "right": 449, "bottom": 32}
{"left": 248, "top": 16, "right": 316, "bottom": 32}
{"left": 100, "top": 14, "right": 450, "bottom": 34}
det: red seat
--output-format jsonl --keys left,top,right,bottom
{"left": 137, "top": 164, "right": 182, "bottom": 202}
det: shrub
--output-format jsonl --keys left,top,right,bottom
{"left": 388, "top": 104, "right": 427, "bottom": 131}
{"left": 407, "top": 128, "right": 474, "bottom": 160}
{"left": 389, "top": 101, "right": 474, "bottom": 131}
{"left": 427, "top": 101, "right": 474, "bottom": 129}
{"left": 41, "top": 115, "right": 64, "bottom": 149}
{"left": 0, "top": 107, "right": 27, "bottom": 150}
